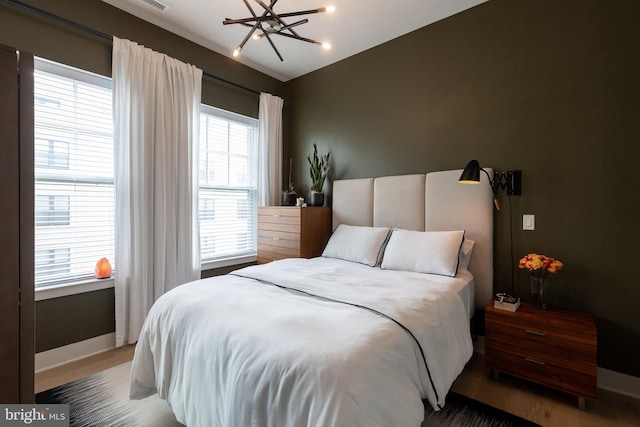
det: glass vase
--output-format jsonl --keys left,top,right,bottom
{"left": 530, "top": 276, "right": 549, "bottom": 309}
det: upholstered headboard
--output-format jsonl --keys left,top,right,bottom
{"left": 332, "top": 169, "right": 494, "bottom": 310}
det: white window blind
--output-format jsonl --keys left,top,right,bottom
{"left": 34, "top": 58, "right": 115, "bottom": 287}
{"left": 199, "top": 105, "right": 258, "bottom": 262}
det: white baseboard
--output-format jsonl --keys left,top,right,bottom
{"left": 598, "top": 367, "right": 640, "bottom": 400}
{"left": 35, "top": 333, "right": 116, "bottom": 373}
{"left": 473, "top": 336, "right": 640, "bottom": 400}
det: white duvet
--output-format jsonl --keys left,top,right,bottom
{"left": 130, "top": 257, "right": 473, "bottom": 427}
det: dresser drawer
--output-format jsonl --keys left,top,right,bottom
{"left": 258, "top": 232, "right": 300, "bottom": 246}
{"left": 258, "top": 235, "right": 300, "bottom": 253}
{"left": 257, "top": 243, "right": 300, "bottom": 261}
{"left": 258, "top": 208, "right": 301, "bottom": 223}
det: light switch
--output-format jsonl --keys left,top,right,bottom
{"left": 523, "top": 214, "right": 535, "bottom": 231}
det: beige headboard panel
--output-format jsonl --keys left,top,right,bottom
{"left": 373, "top": 174, "right": 425, "bottom": 231}
{"left": 332, "top": 169, "right": 494, "bottom": 310}
{"left": 332, "top": 178, "right": 374, "bottom": 228}
{"left": 425, "top": 169, "right": 494, "bottom": 309}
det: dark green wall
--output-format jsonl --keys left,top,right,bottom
{"left": 36, "top": 289, "right": 115, "bottom": 352}
{"left": 0, "top": 0, "right": 282, "bottom": 353}
{"left": 286, "top": 0, "right": 640, "bottom": 377}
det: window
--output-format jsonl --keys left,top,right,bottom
{"left": 199, "top": 106, "right": 258, "bottom": 263}
{"left": 35, "top": 195, "right": 70, "bottom": 226}
{"left": 34, "top": 58, "right": 115, "bottom": 287}
{"left": 35, "top": 249, "right": 70, "bottom": 277}
{"left": 35, "top": 138, "right": 70, "bottom": 169}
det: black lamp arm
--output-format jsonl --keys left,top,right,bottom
{"left": 480, "top": 168, "right": 498, "bottom": 197}
{"left": 481, "top": 168, "right": 501, "bottom": 210}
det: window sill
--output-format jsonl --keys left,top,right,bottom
{"left": 201, "top": 254, "right": 257, "bottom": 272}
{"left": 35, "top": 255, "right": 257, "bottom": 301}
{"left": 35, "top": 277, "right": 115, "bottom": 301}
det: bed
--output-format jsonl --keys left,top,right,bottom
{"left": 129, "top": 169, "right": 494, "bottom": 427}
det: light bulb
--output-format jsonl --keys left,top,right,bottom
{"left": 233, "top": 47, "right": 241, "bottom": 57}
{"left": 326, "top": 5, "right": 336, "bottom": 12}
{"left": 322, "top": 42, "right": 331, "bottom": 50}
{"left": 252, "top": 33, "right": 260, "bottom": 40}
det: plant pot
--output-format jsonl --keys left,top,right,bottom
{"left": 309, "top": 191, "right": 324, "bottom": 207}
{"left": 282, "top": 191, "right": 297, "bottom": 206}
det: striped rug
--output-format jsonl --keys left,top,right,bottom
{"left": 36, "top": 362, "right": 539, "bottom": 427}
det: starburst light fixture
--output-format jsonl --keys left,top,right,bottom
{"left": 223, "top": 0, "right": 335, "bottom": 61}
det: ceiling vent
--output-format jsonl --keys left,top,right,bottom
{"left": 136, "top": 0, "right": 169, "bottom": 12}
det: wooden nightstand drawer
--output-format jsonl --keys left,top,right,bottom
{"left": 486, "top": 309, "right": 596, "bottom": 346}
{"left": 485, "top": 346, "right": 597, "bottom": 399}
{"left": 486, "top": 338, "right": 596, "bottom": 376}
{"left": 485, "top": 320, "right": 596, "bottom": 366}
{"left": 485, "top": 302, "right": 597, "bottom": 408}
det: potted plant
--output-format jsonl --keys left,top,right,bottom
{"left": 306, "top": 143, "right": 330, "bottom": 206}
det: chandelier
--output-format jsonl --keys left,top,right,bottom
{"left": 223, "top": 0, "right": 335, "bottom": 61}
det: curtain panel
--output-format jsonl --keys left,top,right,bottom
{"left": 258, "top": 93, "right": 284, "bottom": 206}
{"left": 113, "top": 37, "right": 203, "bottom": 346}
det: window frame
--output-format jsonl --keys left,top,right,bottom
{"left": 198, "top": 104, "right": 259, "bottom": 270}
{"left": 34, "top": 57, "right": 116, "bottom": 299}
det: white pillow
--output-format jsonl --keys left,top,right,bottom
{"left": 458, "top": 239, "right": 475, "bottom": 270}
{"left": 381, "top": 229, "right": 465, "bottom": 277}
{"left": 322, "top": 225, "right": 391, "bottom": 266}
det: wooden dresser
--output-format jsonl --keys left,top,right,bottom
{"left": 485, "top": 302, "right": 597, "bottom": 409}
{"left": 257, "top": 206, "right": 332, "bottom": 264}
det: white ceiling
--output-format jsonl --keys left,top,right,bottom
{"left": 102, "top": 0, "right": 487, "bottom": 82}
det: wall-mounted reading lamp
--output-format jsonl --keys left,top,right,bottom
{"left": 458, "top": 159, "right": 522, "bottom": 210}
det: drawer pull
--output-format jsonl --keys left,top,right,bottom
{"left": 525, "top": 357, "right": 546, "bottom": 366}
{"left": 272, "top": 237, "right": 281, "bottom": 241}
{"left": 273, "top": 214, "right": 281, "bottom": 218}
{"left": 525, "top": 329, "right": 546, "bottom": 337}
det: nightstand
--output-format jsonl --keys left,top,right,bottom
{"left": 257, "top": 206, "right": 331, "bottom": 264}
{"left": 485, "top": 301, "right": 597, "bottom": 409}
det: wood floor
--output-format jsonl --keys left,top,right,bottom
{"left": 36, "top": 347, "right": 640, "bottom": 426}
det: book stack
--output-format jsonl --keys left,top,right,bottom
{"left": 494, "top": 293, "right": 520, "bottom": 312}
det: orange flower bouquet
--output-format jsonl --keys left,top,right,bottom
{"left": 519, "top": 253, "right": 563, "bottom": 309}
{"left": 519, "top": 253, "right": 563, "bottom": 279}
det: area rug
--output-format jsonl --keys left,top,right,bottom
{"left": 37, "top": 362, "right": 539, "bottom": 427}
{"left": 422, "top": 392, "right": 540, "bottom": 427}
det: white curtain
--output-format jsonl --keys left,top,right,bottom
{"left": 258, "top": 92, "right": 284, "bottom": 206}
{"left": 112, "top": 37, "right": 203, "bottom": 346}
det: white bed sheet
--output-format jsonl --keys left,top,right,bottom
{"left": 130, "top": 257, "right": 473, "bottom": 427}
{"left": 452, "top": 268, "right": 475, "bottom": 320}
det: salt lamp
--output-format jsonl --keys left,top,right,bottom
{"left": 95, "top": 257, "right": 112, "bottom": 279}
